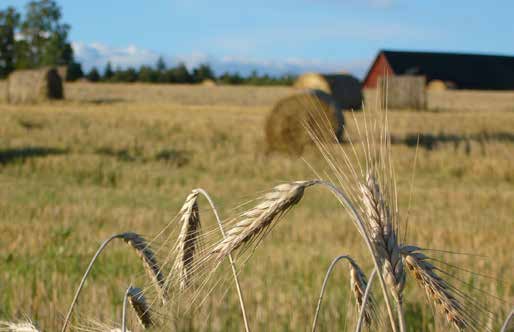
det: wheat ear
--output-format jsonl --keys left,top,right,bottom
{"left": 348, "top": 258, "right": 378, "bottom": 328}
{"left": 360, "top": 171, "right": 406, "bottom": 331}
{"left": 0, "top": 321, "right": 39, "bottom": 332}
{"left": 123, "top": 286, "right": 154, "bottom": 329}
{"left": 61, "top": 232, "right": 165, "bottom": 332}
{"left": 122, "top": 232, "right": 167, "bottom": 304}
{"left": 173, "top": 190, "right": 202, "bottom": 289}
{"left": 401, "top": 245, "right": 467, "bottom": 330}
{"left": 311, "top": 255, "right": 377, "bottom": 332}
{"left": 211, "top": 180, "right": 317, "bottom": 259}
{"left": 360, "top": 171, "right": 405, "bottom": 303}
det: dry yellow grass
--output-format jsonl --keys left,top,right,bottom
{"left": 0, "top": 83, "right": 512, "bottom": 331}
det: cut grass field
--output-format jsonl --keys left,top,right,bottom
{"left": 0, "top": 83, "right": 513, "bottom": 331}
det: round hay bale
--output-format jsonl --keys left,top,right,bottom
{"left": 201, "top": 79, "right": 217, "bottom": 86}
{"left": 265, "top": 90, "right": 344, "bottom": 156}
{"left": 427, "top": 79, "right": 447, "bottom": 91}
{"left": 294, "top": 72, "right": 362, "bottom": 110}
{"left": 7, "top": 67, "right": 63, "bottom": 104}
{"left": 427, "top": 79, "right": 457, "bottom": 91}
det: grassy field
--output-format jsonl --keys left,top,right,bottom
{"left": 0, "top": 83, "right": 513, "bottom": 331}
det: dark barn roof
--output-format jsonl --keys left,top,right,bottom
{"left": 370, "top": 50, "right": 514, "bottom": 90}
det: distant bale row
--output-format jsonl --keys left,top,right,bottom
{"left": 294, "top": 73, "right": 362, "bottom": 110}
{"left": 5, "top": 68, "right": 64, "bottom": 104}
{"left": 265, "top": 90, "right": 344, "bottom": 155}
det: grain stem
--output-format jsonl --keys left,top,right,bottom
{"left": 195, "top": 188, "right": 251, "bottom": 332}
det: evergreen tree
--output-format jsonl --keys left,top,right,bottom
{"left": 192, "top": 63, "right": 215, "bottom": 83}
{"left": 66, "top": 61, "right": 83, "bottom": 81}
{"left": 86, "top": 67, "right": 100, "bottom": 82}
{"left": 103, "top": 61, "right": 114, "bottom": 80}
{"left": 156, "top": 56, "right": 166, "bottom": 72}
{"left": 0, "top": 6, "right": 20, "bottom": 78}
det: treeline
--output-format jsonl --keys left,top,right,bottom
{"left": 83, "top": 59, "right": 296, "bottom": 86}
{"left": 0, "top": 0, "right": 79, "bottom": 79}
{"left": 1, "top": 1, "right": 295, "bottom": 86}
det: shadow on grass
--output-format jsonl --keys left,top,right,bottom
{"left": 84, "top": 98, "right": 125, "bottom": 105}
{"left": 95, "top": 147, "right": 190, "bottom": 167}
{"left": 391, "top": 131, "right": 514, "bottom": 151}
{"left": 0, "top": 147, "right": 68, "bottom": 165}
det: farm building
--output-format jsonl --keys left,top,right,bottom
{"left": 363, "top": 50, "right": 514, "bottom": 90}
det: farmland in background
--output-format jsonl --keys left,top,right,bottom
{"left": 0, "top": 82, "right": 513, "bottom": 331}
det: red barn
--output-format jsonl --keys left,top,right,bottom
{"left": 363, "top": 50, "right": 514, "bottom": 90}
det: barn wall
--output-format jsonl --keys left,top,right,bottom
{"left": 363, "top": 53, "right": 394, "bottom": 89}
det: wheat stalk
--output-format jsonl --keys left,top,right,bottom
{"left": 62, "top": 232, "right": 165, "bottom": 332}
{"left": 211, "top": 180, "right": 317, "bottom": 259}
{"left": 0, "top": 321, "right": 39, "bottom": 332}
{"left": 172, "top": 190, "right": 201, "bottom": 289}
{"left": 401, "top": 245, "right": 467, "bottom": 330}
{"left": 124, "top": 286, "right": 154, "bottom": 329}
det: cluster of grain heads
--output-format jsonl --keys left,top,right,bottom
{"left": 172, "top": 190, "right": 201, "bottom": 289}
{"left": 0, "top": 321, "right": 40, "bottom": 332}
{"left": 61, "top": 232, "right": 165, "bottom": 332}
{"left": 123, "top": 286, "right": 154, "bottom": 330}
{"left": 400, "top": 245, "right": 468, "bottom": 330}
{"left": 211, "top": 180, "right": 317, "bottom": 260}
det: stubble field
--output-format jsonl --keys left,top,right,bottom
{"left": 0, "top": 82, "right": 513, "bottom": 331}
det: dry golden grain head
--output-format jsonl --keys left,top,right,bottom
{"left": 401, "top": 246, "right": 467, "bottom": 331}
{"left": 360, "top": 171, "right": 405, "bottom": 302}
{"left": 173, "top": 190, "right": 201, "bottom": 289}
{"left": 348, "top": 259, "right": 376, "bottom": 326}
{"left": 127, "top": 286, "right": 153, "bottom": 329}
{"left": 0, "top": 321, "right": 40, "bottom": 331}
{"left": 121, "top": 232, "right": 167, "bottom": 304}
{"left": 211, "top": 181, "right": 316, "bottom": 260}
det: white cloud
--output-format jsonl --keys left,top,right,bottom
{"left": 73, "top": 42, "right": 160, "bottom": 70}
{"left": 73, "top": 42, "right": 370, "bottom": 78}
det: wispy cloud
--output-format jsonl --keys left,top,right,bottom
{"left": 73, "top": 42, "right": 371, "bottom": 78}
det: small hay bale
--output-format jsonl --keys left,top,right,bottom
{"left": 6, "top": 68, "right": 64, "bottom": 104}
{"left": 294, "top": 72, "right": 362, "bottom": 110}
{"left": 265, "top": 90, "right": 344, "bottom": 156}
{"left": 427, "top": 79, "right": 456, "bottom": 91}
{"left": 201, "top": 79, "right": 217, "bottom": 87}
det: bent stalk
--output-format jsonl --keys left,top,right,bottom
{"left": 501, "top": 309, "right": 513, "bottom": 332}
{"left": 311, "top": 255, "right": 351, "bottom": 332}
{"left": 61, "top": 234, "right": 123, "bottom": 332}
{"left": 195, "top": 188, "right": 251, "bottom": 332}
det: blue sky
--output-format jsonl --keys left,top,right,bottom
{"left": 4, "top": 0, "right": 514, "bottom": 77}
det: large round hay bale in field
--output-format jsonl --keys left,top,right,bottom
{"left": 294, "top": 73, "right": 362, "bottom": 110}
{"left": 265, "top": 90, "right": 344, "bottom": 155}
{"left": 6, "top": 68, "right": 64, "bottom": 104}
